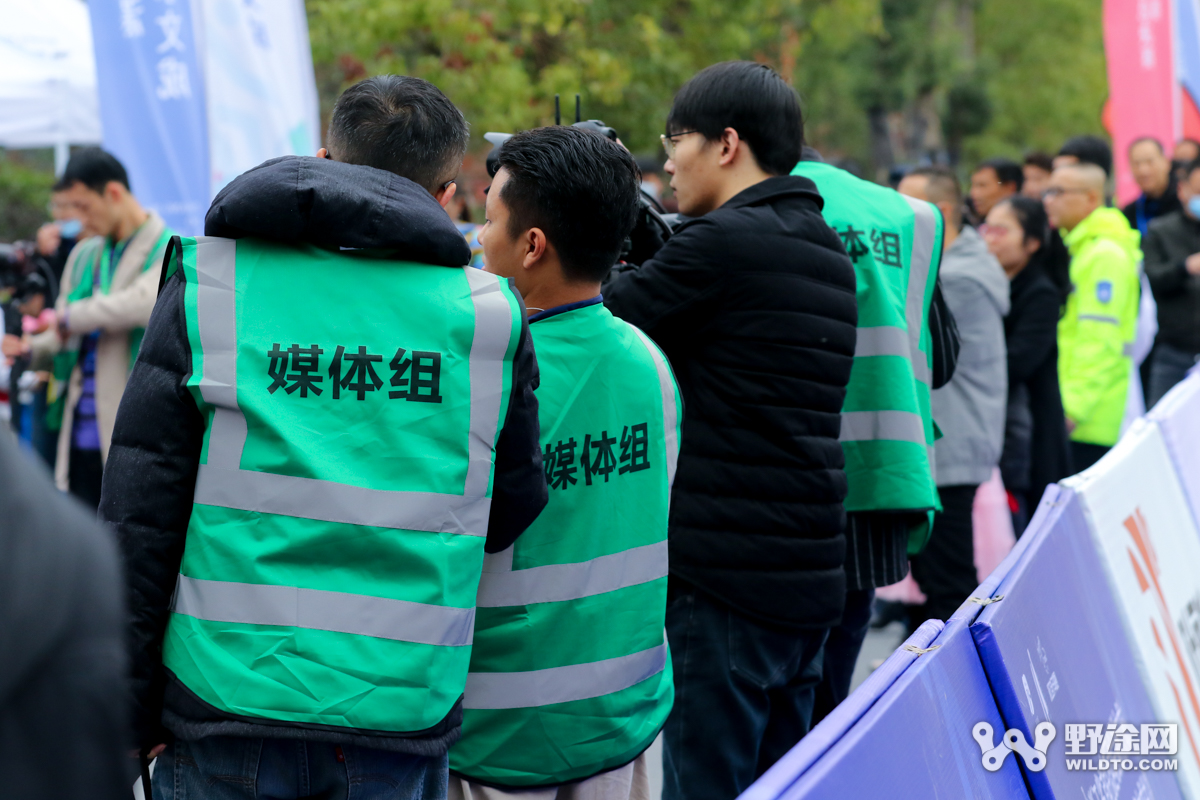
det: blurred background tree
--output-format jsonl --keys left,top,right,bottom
{"left": 307, "top": 0, "right": 1109, "bottom": 182}
{"left": 0, "top": 152, "right": 54, "bottom": 241}
{"left": 0, "top": 0, "right": 1112, "bottom": 241}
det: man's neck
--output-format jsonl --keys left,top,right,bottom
{"left": 942, "top": 223, "right": 959, "bottom": 252}
{"left": 711, "top": 162, "right": 775, "bottom": 212}
{"left": 522, "top": 280, "right": 602, "bottom": 317}
{"left": 1143, "top": 181, "right": 1170, "bottom": 200}
{"left": 112, "top": 200, "right": 150, "bottom": 243}
{"left": 1063, "top": 205, "right": 1101, "bottom": 235}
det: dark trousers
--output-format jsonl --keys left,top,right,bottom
{"left": 1010, "top": 490, "right": 1030, "bottom": 539}
{"left": 67, "top": 447, "right": 104, "bottom": 510}
{"left": 663, "top": 587, "right": 828, "bottom": 800}
{"left": 30, "top": 385, "right": 56, "bottom": 470}
{"left": 810, "top": 588, "right": 874, "bottom": 727}
{"left": 910, "top": 484, "right": 979, "bottom": 625}
{"left": 1147, "top": 341, "right": 1199, "bottom": 409}
{"left": 1070, "top": 441, "right": 1110, "bottom": 474}
{"left": 152, "top": 736, "right": 446, "bottom": 800}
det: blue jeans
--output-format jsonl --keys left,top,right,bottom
{"left": 810, "top": 588, "right": 874, "bottom": 727}
{"left": 662, "top": 587, "right": 828, "bottom": 800}
{"left": 1148, "top": 341, "right": 1199, "bottom": 409}
{"left": 151, "top": 736, "right": 447, "bottom": 800}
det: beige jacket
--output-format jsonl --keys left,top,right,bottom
{"left": 30, "top": 213, "right": 169, "bottom": 490}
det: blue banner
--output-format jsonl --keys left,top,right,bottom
{"left": 90, "top": 0, "right": 209, "bottom": 235}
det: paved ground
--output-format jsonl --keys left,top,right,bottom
{"left": 851, "top": 621, "right": 909, "bottom": 691}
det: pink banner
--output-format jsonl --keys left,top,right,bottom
{"left": 1105, "top": 0, "right": 1179, "bottom": 206}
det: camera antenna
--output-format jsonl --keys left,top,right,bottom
{"left": 575, "top": 94, "right": 581, "bottom": 123}
{"left": 554, "top": 94, "right": 561, "bottom": 126}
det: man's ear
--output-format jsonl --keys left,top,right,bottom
{"left": 718, "top": 127, "right": 742, "bottom": 167}
{"left": 523, "top": 227, "right": 549, "bottom": 269}
{"left": 435, "top": 181, "right": 458, "bottom": 209}
{"left": 105, "top": 181, "right": 125, "bottom": 204}
{"left": 316, "top": 147, "right": 330, "bottom": 159}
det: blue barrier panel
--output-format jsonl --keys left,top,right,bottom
{"left": 774, "top": 610, "right": 1030, "bottom": 799}
{"left": 741, "top": 620, "right": 945, "bottom": 800}
{"left": 1147, "top": 372, "right": 1200, "bottom": 530}
{"left": 971, "top": 484, "right": 1185, "bottom": 800}
{"left": 741, "top": 489, "right": 1040, "bottom": 800}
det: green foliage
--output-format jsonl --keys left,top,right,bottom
{"left": 306, "top": 0, "right": 1109, "bottom": 173}
{"left": 0, "top": 156, "right": 53, "bottom": 242}
{"left": 965, "top": 0, "right": 1109, "bottom": 164}
{"left": 307, "top": 0, "right": 882, "bottom": 155}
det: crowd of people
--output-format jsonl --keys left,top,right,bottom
{"left": 3, "top": 59, "right": 1200, "bottom": 800}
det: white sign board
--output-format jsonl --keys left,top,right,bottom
{"left": 1065, "top": 420, "right": 1200, "bottom": 798}
{"left": 200, "top": 0, "right": 320, "bottom": 196}
{"left": 1148, "top": 372, "right": 1200, "bottom": 532}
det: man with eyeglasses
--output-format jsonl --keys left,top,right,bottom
{"left": 1045, "top": 162, "right": 1140, "bottom": 472}
{"left": 604, "top": 61, "right": 857, "bottom": 800}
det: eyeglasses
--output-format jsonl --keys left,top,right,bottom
{"left": 1042, "top": 186, "right": 1088, "bottom": 199}
{"left": 441, "top": 179, "right": 456, "bottom": 192}
{"left": 660, "top": 130, "right": 701, "bottom": 159}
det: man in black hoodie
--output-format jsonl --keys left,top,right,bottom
{"left": 101, "top": 76, "right": 546, "bottom": 799}
{"left": 604, "top": 62, "right": 857, "bottom": 800}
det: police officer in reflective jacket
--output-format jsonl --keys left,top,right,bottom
{"left": 101, "top": 76, "right": 547, "bottom": 800}
{"left": 448, "top": 127, "right": 680, "bottom": 799}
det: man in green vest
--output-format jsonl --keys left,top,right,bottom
{"left": 791, "top": 154, "right": 949, "bottom": 723}
{"left": 17, "top": 147, "right": 172, "bottom": 507}
{"left": 101, "top": 76, "right": 548, "bottom": 800}
{"left": 447, "top": 127, "right": 680, "bottom": 798}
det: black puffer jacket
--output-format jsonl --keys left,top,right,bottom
{"left": 605, "top": 176, "right": 857, "bottom": 629}
{"left": 0, "top": 434, "right": 130, "bottom": 800}
{"left": 101, "top": 156, "right": 547, "bottom": 755}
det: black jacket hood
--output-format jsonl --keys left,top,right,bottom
{"left": 204, "top": 155, "right": 471, "bottom": 267}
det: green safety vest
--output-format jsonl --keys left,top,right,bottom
{"left": 450, "top": 302, "right": 680, "bottom": 787}
{"left": 46, "top": 227, "right": 172, "bottom": 430}
{"left": 792, "top": 162, "right": 943, "bottom": 552}
{"left": 161, "top": 236, "right": 524, "bottom": 734}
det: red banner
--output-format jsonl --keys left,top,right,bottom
{"left": 1104, "top": 0, "right": 1180, "bottom": 205}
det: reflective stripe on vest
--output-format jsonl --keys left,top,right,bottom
{"left": 451, "top": 305, "right": 677, "bottom": 787}
{"left": 188, "top": 238, "right": 512, "bottom": 535}
{"left": 463, "top": 639, "right": 669, "bottom": 710}
{"left": 174, "top": 574, "right": 475, "bottom": 646}
{"left": 163, "top": 237, "right": 522, "bottom": 734}
{"left": 475, "top": 540, "right": 668, "bottom": 608}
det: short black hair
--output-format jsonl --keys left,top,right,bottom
{"left": 1128, "top": 136, "right": 1165, "bottom": 155}
{"left": 907, "top": 165, "right": 962, "bottom": 228}
{"left": 1176, "top": 138, "right": 1200, "bottom": 158}
{"left": 666, "top": 61, "right": 803, "bottom": 176}
{"left": 1058, "top": 135, "right": 1113, "bottom": 176}
{"left": 975, "top": 157, "right": 1024, "bottom": 191}
{"left": 495, "top": 126, "right": 641, "bottom": 283}
{"left": 909, "top": 165, "right": 962, "bottom": 205}
{"left": 53, "top": 147, "right": 129, "bottom": 194}
{"left": 1023, "top": 151, "right": 1054, "bottom": 172}
{"left": 327, "top": 75, "right": 469, "bottom": 192}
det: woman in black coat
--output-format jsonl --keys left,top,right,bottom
{"left": 981, "top": 196, "right": 1071, "bottom": 534}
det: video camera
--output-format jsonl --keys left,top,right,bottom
{"left": 483, "top": 94, "right": 674, "bottom": 266}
